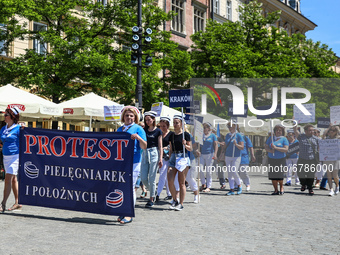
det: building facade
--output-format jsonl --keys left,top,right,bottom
{"left": 163, "top": 0, "right": 317, "bottom": 50}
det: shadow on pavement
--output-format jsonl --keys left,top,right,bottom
{"left": 1, "top": 212, "right": 120, "bottom": 225}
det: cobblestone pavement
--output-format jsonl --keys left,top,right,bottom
{"left": 0, "top": 171, "right": 339, "bottom": 255}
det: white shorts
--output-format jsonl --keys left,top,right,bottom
{"left": 3, "top": 154, "right": 19, "bottom": 175}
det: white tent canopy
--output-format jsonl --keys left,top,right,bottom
{"left": 161, "top": 105, "right": 182, "bottom": 118}
{"left": 59, "top": 92, "right": 120, "bottom": 120}
{"left": 196, "top": 113, "right": 229, "bottom": 132}
{"left": 155, "top": 105, "right": 182, "bottom": 123}
{"left": 58, "top": 93, "right": 120, "bottom": 130}
{"left": 0, "top": 84, "right": 62, "bottom": 118}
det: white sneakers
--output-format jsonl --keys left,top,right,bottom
{"left": 329, "top": 187, "right": 339, "bottom": 196}
{"left": 194, "top": 195, "right": 200, "bottom": 204}
{"left": 246, "top": 186, "right": 250, "bottom": 192}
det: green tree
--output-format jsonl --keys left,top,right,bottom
{"left": 0, "top": 0, "right": 193, "bottom": 109}
{"left": 190, "top": 0, "right": 340, "bottom": 119}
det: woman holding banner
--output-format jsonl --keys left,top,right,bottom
{"left": 321, "top": 126, "right": 340, "bottom": 196}
{"left": 156, "top": 116, "right": 180, "bottom": 201}
{"left": 265, "top": 124, "right": 289, "bottom": 195}
{"left": 140, "top": 111, "right": 163, "bottom": 208}
{"left": 199, "top": 123, "right": 218, "bottom": 192}
{"left": 167, "top": 115, "right": 192, "bottom": 211}
{"left": 116, "top": 106, "right": 147, "bottom": 224}
{"left": 0, "top": 107, "right": 22, "bottom": 212}
{"left": 224, "top": 123, "right": 244, "bottom": 196}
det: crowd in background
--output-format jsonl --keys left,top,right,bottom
{"left": 1, "top": 106, "right": 340, "bottom": 225}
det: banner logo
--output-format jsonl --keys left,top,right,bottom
{"left": 106, "top": 190, "right": 124, "bottom": 208}
{"left": 24, "top": 161, "right": 39, "bottom": 179}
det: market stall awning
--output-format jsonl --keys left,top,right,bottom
{"left": 0, "top": 84, "right": 62, "bottom": 118}
{"left": 59, "top": 92, "right": 120, "bottom": 120}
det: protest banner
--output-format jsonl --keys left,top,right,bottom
{"left": 19, "top": 128, "right": 135, "bottom": 217}
{"left": 317, "top": 117, "right": 330, "bottom": 128}
{"left": 184, "top": 115, "right": 204, "bottom": 126}
{"left": 286, "top": 141, "right": 299, "bottom": 158}
{"left": 228, "top": 103, "right": 248, "bottom": 117}
{"left": 186, "top": 100, "right": 201, "bottom": 114}
{"left": 330, "top": 106, "right": 340, "bottom": 125}
{"left": 169, "top": 89, "right": 193, "bottom": 108}
{"left": 293, "top": 103, "right": 315, "bottom": 124}
{"left": 194, "top": 119, "right": 204, "bottom": 145}
{"left": 319, "top": 139, "right": 340, "bottom": 161}
{"left": 256, "top": 105, "right": 282, "bottom": 119}
{"left": 104, "top": 104, "right": 124, "bottom": 121}
{"left": 151, "top": 102, "right": 163, "bottom": 117}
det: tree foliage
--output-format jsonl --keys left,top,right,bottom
{"left": 0, "top": 0, "right": 193, "bottom": 108}
{"left": 190, "top": 0, "right": 340, "bottom": 119}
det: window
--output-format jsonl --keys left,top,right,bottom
{"left": 213, "top": 0, "right": 219, "bottom": 15}
{"left": 97, "top": 0, "right": 107, "bottom": 6}
{"left": 0, "top": 23, "right": 6, "bottom": 56}
{"left": 194, "top": 7, "right": 205, "bottom": 33}
{"left": 289, "top": 0, "right": 296, "bottom": 9}
{"left": 296, "top": 0, "right": 300, "bottom": 12}
{"left": 33, "top": 22, "right": 47, "bottom": 55}
{"left": 226, "top": 1, "right": 232, "bottom": 21}
{"left": 172, "top": 0, "right": 185, "bottom": 33}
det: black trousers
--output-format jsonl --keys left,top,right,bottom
{"left": 297, "top": 158, "right": 317, "bottom": 189}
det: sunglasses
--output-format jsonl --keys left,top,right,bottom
{"left": 4, "top": 113, "right": 9, "bottom": 117}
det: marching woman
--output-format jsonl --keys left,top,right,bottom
{"left": 186, "top": 132, "right": 200, "bottom": 203}
{"left": 265, "top": 124, "right": 289, "bottom": 195}
{"left": 199, "top": 123, "right": 218, "bottom": 192}
{"left": 237, "top": 133, "right": 256, "bottom": 191}
{"left": 322, "top": 126, "right": 340, "bottom": 196}
{"left": 116, "top": 106, "right": 147, "bottom": 223}
{"left": 156, "top": 116, "right": 180, "bottom": 201}
{"left": 167, "top": 115, "right": 192, "bottom": 211}
{"left": 140, "top": 111, "right": 163, "bottom": 208}
{"left": 285, "top": 130, "right": 300, "bottom": 186}
{"left": 0, "top": 107, "right": 22, "bottom": 212}
{"left": 293, "top": 124, "right": 319, "bottom": 195}
{"left": 313, "top": 128, "right": 323, "bottom": 188}
{"left": 224, "top": 123, "right": 244, "bottom": 196}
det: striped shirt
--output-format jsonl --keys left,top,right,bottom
{"left": 297, "top": 134, "right": 319, "bottom": 160}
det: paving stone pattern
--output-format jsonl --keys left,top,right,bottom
{"left": 0, "top": 172, "right": 339, "bottom": 254}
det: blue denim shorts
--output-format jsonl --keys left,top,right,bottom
{"left": 169, "top": 153, "right": 191, "bottom": 169}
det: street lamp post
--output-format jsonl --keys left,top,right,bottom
{"left": 131, "top": 0, "right": 152, "bottom": 120}
{"left": 136, "top": 0, "right": 143, "bottom": 117}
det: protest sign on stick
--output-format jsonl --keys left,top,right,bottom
{"left": 330, "top": 106, "right": 340, "bottom": 125}
{"left": 293, "top": 103, "right": 315, "bottom": 124}
{"left": 319, "top": 139, "right": 340, "bottom": 161}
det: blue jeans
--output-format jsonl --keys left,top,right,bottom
{"left": 320, "top": 176, "right": 340, "bottom": 188}
{"left": 320, "top": 176, "right": 328, "bottom": 188}
{"left": 141, "top": 147, "right": 159, "bottom": 198}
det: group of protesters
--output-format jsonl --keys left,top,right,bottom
{"left": 1, "top": 104, "right": 340, "bottom": 225}
{"left": 131, "top": 109, "right": 340, "bottom": 216}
